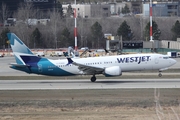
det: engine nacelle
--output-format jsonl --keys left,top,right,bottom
{"left": 104, "top": 66, "right": 122, "bottom": 77}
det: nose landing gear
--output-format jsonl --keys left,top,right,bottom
{"left": 158, "top": 72, "right": 162, "bottom": 77}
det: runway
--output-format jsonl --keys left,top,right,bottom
{"left": 0, "top": 57, "right": 180, "bottom": 90}
{"left": 0, "top": 79, "right": 180, "bottom": 90}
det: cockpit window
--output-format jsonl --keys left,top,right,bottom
{"left": 163, "top": 57, "right": 169, "bottom": 59}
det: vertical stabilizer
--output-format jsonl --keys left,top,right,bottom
{"left": 7, "top": 33, "right": 35, "bottom": 65}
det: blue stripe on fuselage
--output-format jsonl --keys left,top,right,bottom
{"left": 37, "top": 59, "right": 75, "bottom": 76}
{"left": 20, "top": 56, "right": 75, "bottom": 76}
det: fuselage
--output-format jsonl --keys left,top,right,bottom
{"left": 11, "top": 53, "right": 176, "bottom": 76}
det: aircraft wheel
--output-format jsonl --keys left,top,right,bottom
{"left": 91, "top": 76, "right": 96, "bottom": 82}
{"left": 158, "top": 73, "right": 162, "bottom": 77}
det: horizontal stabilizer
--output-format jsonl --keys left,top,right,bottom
{"left": 10, "top": 63, "right": 30, "bottom": 68}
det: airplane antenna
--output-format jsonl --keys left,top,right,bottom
{"left": 74, "top": 0, "right": 78, "bottom": 51}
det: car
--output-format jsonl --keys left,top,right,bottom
{"left": 95, "top": 49, "right": 105, "bottom": 52}
{"left": 0, "top": 54, "right": 4, "bottom": 57}
{"left": 50, "top": 51, "right": 63, "bottom": 57}
{"left": 34, "top": 52, "right": 45, "bottom": 57}
{"left": 80, "top": 47, "right": 89, "bottom": 51}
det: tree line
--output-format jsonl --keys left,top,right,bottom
{"left": 0, "top": 2, "right": 180, "bottom": 49}
{"left": 1, "top": 18, "right": 180, "bottom": 49}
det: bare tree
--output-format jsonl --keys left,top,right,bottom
{"left": 15, "top": 2, "right": 36, "bottom": 22}
{"left": 7, "top": 15, "right": 180, "bottom": 48}
{"left": 49, "top": 10, "right": 62, "bottom": 48}
{"left": 0, "top": 3, "right": 9, "bottom": 24}
{"left": 37, "top": 23, "right": 56, "bottom": 48}
{"left": 13, "top": 2, "right": 37, "bottom": 47}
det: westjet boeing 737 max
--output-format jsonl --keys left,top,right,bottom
{"left": 7, "top": 33, "right": 176, "bottom": 82}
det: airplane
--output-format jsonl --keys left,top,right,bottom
{"left": 7, "top": 33, "right": 177, "bottom": 82}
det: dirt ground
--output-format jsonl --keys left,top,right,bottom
{"left": 0, "top": 89, "right": 180, "bottom": 120}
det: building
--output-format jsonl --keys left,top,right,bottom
{"left": 63, "top": 4, "right": 91, "bottom": 18}
{"left": 62, "top": 3, "right": 110, "bottom": 18}
{"left": 130, "top": 1, "right": 143, "bottom": 14}
{"left": 91, "top": 4, "right": 110, "bottom": 17}
{"left": 143, "top": 2, "right": 180, "bottom": 17}
{"left": 4, "top": 18, "right": 16, "bottom": 26}
{"left": 26, "top": 19, "right": 50, "bottom": 26}
{"left": 62, "top": 2, "right": 128, "bottom": 18}
{"left": 125, "top": 0, "right": 179, "bottom": 1}
{"left": 24, "top": 0, "right": 56, "bottom": 12}
{"left": 109, "top": 2, "right": 126, "bottom": 15}
{"left": 0, "top": 0, "right": 56, "bottom": 13}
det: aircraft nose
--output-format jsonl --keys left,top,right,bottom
{"left": 170, "top": 58, "right": 177, "bottom": 65}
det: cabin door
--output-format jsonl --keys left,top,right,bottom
{"left": 155, "top": 57, "right": 159, "bottom": 64}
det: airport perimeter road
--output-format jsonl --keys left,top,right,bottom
{"left": 0, "top": 79, "right": 180, "bottom": 90}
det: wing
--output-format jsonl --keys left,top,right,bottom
{"left": 67, "top": 58, "right": 104, "bottom": 74}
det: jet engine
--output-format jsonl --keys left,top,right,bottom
{"left": 103, "top": 66, "right": 122, "bottom": 77}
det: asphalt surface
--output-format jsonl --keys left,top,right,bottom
{"left": 0, "top": 79, "right": 180, "bottom": 90}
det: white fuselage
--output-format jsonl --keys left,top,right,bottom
{"left": 45, "top": 53, "right": 176, "bottom": 76}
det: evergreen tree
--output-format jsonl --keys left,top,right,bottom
{"left": 0, "top": 27, "right": 10, "bottom": 49}
{"left": 30, "top": 28, "right": 42, "bottom": 48}
{"left": 117, "top": 21, "right": 133, "bottom": 41}
{"left": 117, "top": 7, "right": 120, "bottom": 15}
{"left": 91, "top": 21, "right": 103, "bottom": 48}
{"left": 121, "top": 4, "right": 130, "bottom": 14}
{"left": 66, "top": 4, "right": 73, "bottom": 18}
{"left": 59, "top": 27, "right": 73, "bottom": 47}
{"left": 171, "top": 20, "right": 180, "bottom": 41}
{"left": 144, "top": 21, "right": 161, "bottom": 40}
{"left": 55, "top": 1, "right": 63, "bottom": 18}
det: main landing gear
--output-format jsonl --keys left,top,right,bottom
{"left": 158, "top": 71, "right": 162, "bottom": 77}
{"left": 91, "top": 75, "right": 96, "bottom": 82}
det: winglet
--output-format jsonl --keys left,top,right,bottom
{"left": 67, "top": 58, "right": 74, "bottom": 65}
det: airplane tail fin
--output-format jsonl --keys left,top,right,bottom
{"left": 7, "top": 33, "right": 40, "bottom": 65}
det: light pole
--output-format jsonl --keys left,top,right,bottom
{"left": 150, "top": 0, "right": 153, "bottom": 42}
{"left": 74, "top": 0, "right": 77, "bottom": 51}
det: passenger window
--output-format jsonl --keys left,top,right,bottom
{"left": 163, "top": 57, "right": 169, "bottom": 59}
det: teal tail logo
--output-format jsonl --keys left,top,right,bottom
{"left": 7, "top": 33, "right": 34, "bottom": 65}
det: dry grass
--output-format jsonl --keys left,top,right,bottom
{"left": 0, "top": 89, "right": 180, "bottom": 120}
